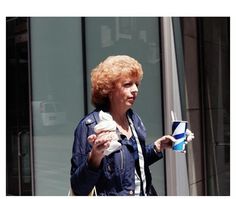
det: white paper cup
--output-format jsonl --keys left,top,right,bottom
{"left": 172, "top": 121, "right": 188, "bottom": 152}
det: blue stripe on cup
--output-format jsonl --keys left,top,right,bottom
{"left": 173, "top": 132, "right": 186, "bottom": 139}
{"left": 172, "top": 121, "right": 187, "bottom": 152}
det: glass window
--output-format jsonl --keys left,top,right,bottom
{"left": 181, "top": 17, "right": 230, "bottom": 196}
{"left": 85, "top": 17, "right": 165, "bottom": 195}
{"left": 30, "top": 17, "right": 84, "bottom": 195}
{"left": 201, "top": 17, "right": 230, "bottom": 196}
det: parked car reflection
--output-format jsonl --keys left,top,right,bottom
{"left": 32, "top": 100, "right": 66, "bottom": 134}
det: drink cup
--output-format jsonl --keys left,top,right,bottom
{"left": 172, "top": 121, "right": 188, "bottom": 152}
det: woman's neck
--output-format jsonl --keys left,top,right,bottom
{"left": 110, "top": 108, "right": 127, "bottom": 124}
{"left": 109, "top": 107, "right": 131, "bottom": 138}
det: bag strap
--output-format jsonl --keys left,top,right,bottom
{"left": 88, "top": 187, "right": 97, "bottom": 196}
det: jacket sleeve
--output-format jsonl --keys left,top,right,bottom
{"left": 145, "top": 143, "right": 163, "bottom": 166}
{"left": 130, "top": 110, "right": 164, "bottom": 166}
{"left": 70, "top": 118, "right": 102, "bottom": 195}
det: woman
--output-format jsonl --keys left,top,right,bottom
{"left": 70, "top": 55, "right": 193, "bottom": 196}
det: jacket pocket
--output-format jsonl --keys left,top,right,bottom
{"left": 103, "top": 151, "right": 123, "bottom": 191}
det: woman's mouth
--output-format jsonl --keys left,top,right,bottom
{"left": 128, "top": 97, "right": 136, "bottom": 102}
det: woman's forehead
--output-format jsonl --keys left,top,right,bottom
{"left": 118, "top": 76, "right": 140, "bottom": 83}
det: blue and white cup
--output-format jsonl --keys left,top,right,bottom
{"left": 172, "top": 121, "right": 188, "bottom": 152}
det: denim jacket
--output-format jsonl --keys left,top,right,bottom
{"left": 70, "top": 109, "right": 163, "bottom": 196}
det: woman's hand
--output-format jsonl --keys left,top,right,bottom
{"left": 87, "top": 132, "right": 111, "bottom": 168}
{"left": 154, "top": 135, "right": 176, "bottom": 152}
{"left": 154, "top": 129, "right": 195, "bottom": 153}
{"left": 186, "top": 129, "right": 195, "bottom": 142}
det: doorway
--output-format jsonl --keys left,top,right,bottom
{"left": 6, "top": 17, "right": 33, "bottom": 195}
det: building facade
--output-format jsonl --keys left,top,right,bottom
{"left": 6, "top": 17, "right": 230, "bottom": 196}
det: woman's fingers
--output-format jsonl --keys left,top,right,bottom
{"left": 96, "top": 140, "right": 111, "bottom": 152}
{"left": 163, "top": 135, "right": 176, "bottom": 143}
{"left": 186, "top": 129, "right": 195, "bottom": 142}
{"left": 88, "top": 132, "right": 112, "bottom": 144}
{"left": 154, "top": 135, "right": 177, "bottom": 151}
{"left": 186, "top": 129, "right": 191, "bottom": 135}
{"left": 88, "top": 132, "right": 112, "bottom": 156}
{"left": 160, "top": 135, "right": 176, "bottom": 145}
{"left": 94, "top": 136, "right": 111, "bottom": 153}
{"left": 87, "top": 133, "right": 111, "bottom": 168}
{"left": 155, "top": 130, "right": 195, "bottom": 152}
{"left": 87, "top": 134, "right": 97, "bottom": 144}
{"left": 94, "top": 137, "right": 109, "bottom": 145}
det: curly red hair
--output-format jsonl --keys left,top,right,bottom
{"left": 91, "top": 55, "right": 143, "bottom": 109}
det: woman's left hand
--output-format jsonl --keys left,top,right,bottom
{"left": 185, "top": 129, "right": 195, "bottom": 143}
{"left": 154, "top": 135, "right": 176, "bottom": 152}
{"left": 154, "top": 129, "right": 195, "bottom": 152}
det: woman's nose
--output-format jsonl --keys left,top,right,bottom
{"left": 131, "top": 84, "right": 138, "bottom": 93}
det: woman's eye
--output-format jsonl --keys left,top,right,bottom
{"left": 124, "top": 82, "right": 132, "bottom": 87}
{"left": 123, "top": 82, "right": 140, "bottom": 88}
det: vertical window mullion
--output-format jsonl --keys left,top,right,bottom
{"left": 81, "top": 17, "right": 88, "bottom": 115}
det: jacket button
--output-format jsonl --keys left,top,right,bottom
{"left": 129, "top": 190, "right": 134, "bottom": 195}
{"left": 85, "top": 119, "right": 92, "bottom": 125}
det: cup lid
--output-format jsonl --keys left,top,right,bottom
{"left": 172, "top": 120, "right": 188, "bottom": 123}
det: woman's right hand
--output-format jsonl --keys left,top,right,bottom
{"left": 87, "top": 132, "right": 111, "bottom": 168}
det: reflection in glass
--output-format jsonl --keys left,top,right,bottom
{"left": 85, "top": 17, "right": 165, "bottom": 195}
{"left": 30, "top": 17, "right": 84, "bottom": 195}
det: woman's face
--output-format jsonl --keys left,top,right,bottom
{"left": 109, "top": 77, "right": 140, "bottom": 112}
